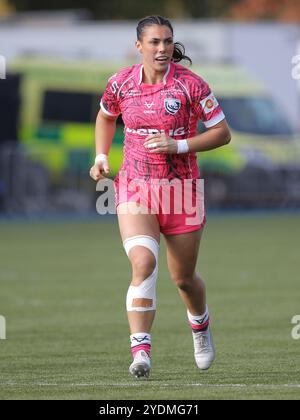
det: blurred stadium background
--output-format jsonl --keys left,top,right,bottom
{"left": 0, "top": 0, "right": 300, "bottom": 400}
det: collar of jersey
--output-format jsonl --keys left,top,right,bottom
{"left": 134, "top": 62, "right": 175, "bottom": 86}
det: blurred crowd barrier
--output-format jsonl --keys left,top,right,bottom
{"left": 0, "top": 142, "right": 95, "bottom": 215}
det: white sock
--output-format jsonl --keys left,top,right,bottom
{"left": 187, "top": 305, "right": 209, "bottom": 332}
{"left": 130, "top": 332, "right": 151, "bottom": 357}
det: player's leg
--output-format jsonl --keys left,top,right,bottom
{"left": 117, "top": 201, "right": 160, "bottom": 378}
{"left": 165, "top": 229, "right": 205, "bottom": 313}
{"left": 164, "top": 228, "right": 215, "bottom": 370}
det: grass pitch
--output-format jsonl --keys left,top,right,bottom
{"left": 0, "top": 213, "right": 299, "bottom": 400}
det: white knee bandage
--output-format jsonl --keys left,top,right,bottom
{"left": 124, "top": 235, "right": 159, "bottom": 312}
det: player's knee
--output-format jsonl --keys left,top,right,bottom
{"left": 130, "top": 248, "right": 156, "bottom": 285}
{"left": 123, "top": 235, "right": 159, "bottom": 312}
{"left": 173, "top": 276, "right": 194, "bottom": 292}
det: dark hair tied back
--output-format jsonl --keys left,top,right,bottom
{"left": 136, "top": 15, "right": 192, "bottom": 65}
{"left": 172, "top": 42, "right": 192, "bottom": 65}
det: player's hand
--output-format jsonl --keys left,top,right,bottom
{"left": 89, "top": 155, "right": 110, "bottom": 181}
{"left": 144, "top": 134, "right": 178, "bottom": 154}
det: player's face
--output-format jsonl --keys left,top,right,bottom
{"left": 136, "top": 25, "right": 174, "bottom": 72}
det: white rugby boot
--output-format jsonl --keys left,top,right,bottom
{"left": 129, "top": 350, "right": 151, "bottom": 379}
{"left": 192, "top": 326, "right": 215, "bottom": 370}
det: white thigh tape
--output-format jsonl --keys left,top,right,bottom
{"left": 123, "top": 235, "right": 159, "bottom": 262}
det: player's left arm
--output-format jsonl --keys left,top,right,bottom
{"left": 186, "top": 119, "right": 231, "bottom": 153}
{"left": 143, "top": 120, "right": 231, "bottom": 155}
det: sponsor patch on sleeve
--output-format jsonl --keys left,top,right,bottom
{"left": 200, "top": 93, "right": 219, "bottom": 114}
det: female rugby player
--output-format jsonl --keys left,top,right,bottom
{"left": 90, "top": 15, "right": 231, "bottom": 378}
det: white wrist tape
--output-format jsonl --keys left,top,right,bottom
{"left": 177, "top": 139, "right": 189, "bottom": 154}
{"left": 95, "top": 154, "right": 108, "bottom": 165}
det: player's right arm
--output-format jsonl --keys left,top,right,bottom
{"left": 90, "top": 109, "right": 117, "bottom": 181}
{"left": 90, "top": 71, "right": 122, "bottom": 181}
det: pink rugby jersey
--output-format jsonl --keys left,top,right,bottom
{"left": 100, "top": 62, "right": 225, "bottom": 181}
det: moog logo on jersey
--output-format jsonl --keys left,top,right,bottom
{"left": 126, "top": 127, "right": 186, "bottom": 137}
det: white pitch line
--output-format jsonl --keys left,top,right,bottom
{"left": 0, "top": 383, "right": 300, "bottom": 389}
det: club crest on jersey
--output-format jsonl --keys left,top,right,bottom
{"left": 164, "top": 98, "right": 181, "bottom": 115}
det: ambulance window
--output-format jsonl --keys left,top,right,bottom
{"left": 42, "top": 90, "right": 93, "bottom": 123}
{"left": 218, "top": 97, "right": 294, "bottom": 136}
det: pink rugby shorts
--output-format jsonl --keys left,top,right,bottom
{"left": 114, "top": 172, "right": 206, "bottom": 235}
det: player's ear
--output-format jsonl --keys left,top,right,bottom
{"left": 135, "top": 40, "right": 142, "bottom": 54}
